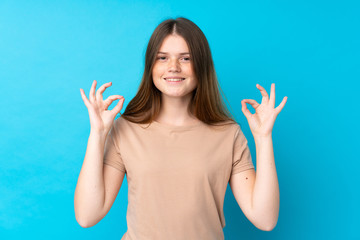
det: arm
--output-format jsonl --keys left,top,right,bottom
{"left": 252, "top": 135, "right": 279, "bottom": 229}
{"left": 230, "top": 83, "right": 287, "bottom": 231}
{"left": 230, "top": 135, "right": 279, "bottom": 231}
{"left": 74, "top": 132, "right": 125, "bottom": 228}
{"left": 74, "top": 80, "right": 125, "bottom": 227}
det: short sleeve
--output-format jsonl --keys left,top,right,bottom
{"left": 103, "top": 120, "right": 126, "bottom": 173}
{"left": 231, "top": 126, "right": 254, "bottom": 176}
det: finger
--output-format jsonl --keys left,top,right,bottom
{"left": 96, "top": 82, "right": 112, "bottom": 101}
{"left": 275, "top": 96, "right": 288, "bottom": 115}
{"left": 104, "top": 95, "right": 123, "bottom": 110}
{"left": 89, "top": 80, "right": 97, "bottom": 102}
{"left": 80, "top": 88, "right": 90, "bottom": 108}
{"left": 242, "top": 99, "right": 260, "bottom": 110}
{"left": 241, "top": 100, "right": 252, "bottom": 119}
{"left": 269, "top": 83, "right": 275, "bottom": 108}
{"left": 110, "top": 97, "right": 125, "bottom": 115}
{"left": 256, "top": 84, "right": 269, "bottom": 102}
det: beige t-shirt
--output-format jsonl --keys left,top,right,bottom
{"left": 103, "top": 115, "right": 254, "bottom": 240}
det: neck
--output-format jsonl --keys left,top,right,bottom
{"left": 155, "top": 93, "right": 198, "bottom": 126}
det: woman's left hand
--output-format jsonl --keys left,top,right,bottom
{"left": 241, "top": 83, "right": 287, "bottom": 137}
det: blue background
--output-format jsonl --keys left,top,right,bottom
{"left": 1, "top": 0, "right": 359, "bottom": 239}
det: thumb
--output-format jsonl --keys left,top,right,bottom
{"left": 110, "top": 97, "right": 125, "bottom": 115}
{"left": 241, "top": 100, "right": 252, "bottom": 120}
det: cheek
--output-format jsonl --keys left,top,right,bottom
{"left": 193, "top": 78, "right": 198, "bottom": 88}
{"left": 152, "top": 66, "right": 165, "bottom": 79}
{"left": 151, "top": 64, "right": 158, "bottom": 74}
{"left": 188, "top": 65, "right": 195, "bottom": 77}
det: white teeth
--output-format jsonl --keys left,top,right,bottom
{"left": 165, "top": 78, "right": 185, "bottom": 82}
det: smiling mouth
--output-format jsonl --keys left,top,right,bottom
{"left": 164, "top": 78, "right": 185, "bottom": 82}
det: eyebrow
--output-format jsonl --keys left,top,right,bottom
{"left": 157, "top": 52, "right": 190, "bottom": 55}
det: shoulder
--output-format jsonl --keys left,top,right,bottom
{"left": 203, "top": 120, "right": 242, "bottom": 141}
{"left": 113, "top": 115, "right": 149, "bottom": 133}
{"left": 112, "top": 115, "right": 130, "bottom": 134}
{"left": 207, "top": 120, "right": 240, "bottom": 132}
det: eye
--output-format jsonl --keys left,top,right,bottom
{"left": 157, "top": 56, "right": 167, "bottom": 60}
{"left": 182, "top": 57, "right": 191, "bottom": 61}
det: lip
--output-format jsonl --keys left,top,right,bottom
{"left": 163, "top": 77, "right": 185, "bottom": 80}
{"left": 164, "top": 78, "right": 185, "bottom": 85}
{"left": 164, "top": 77, "right": 185, "bottom": 83}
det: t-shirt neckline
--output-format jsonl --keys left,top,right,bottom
{"left": 151, "top": 119, "right": 203, "bottom": 131}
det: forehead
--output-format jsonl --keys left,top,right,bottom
{"left": 158, "top": 34, "right": 189, "bottom": 53}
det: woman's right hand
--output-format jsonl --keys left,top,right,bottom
{"left": 80, "top": 80, "right": 125, "bottom": 136}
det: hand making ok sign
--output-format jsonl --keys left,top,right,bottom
{"left": 80, "top": 80, "right": 125, "bottom": 135}
{"left": 241, "top": 83, "right": 287, "bottom": 137}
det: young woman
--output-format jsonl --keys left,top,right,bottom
{"left": 75, "top": 17, "right": 287, "bottom": 239}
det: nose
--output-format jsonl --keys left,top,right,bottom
{"left": 168, "top": 58, "right": 181, "bottom": 72}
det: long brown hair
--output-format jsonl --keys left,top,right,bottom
{"left": 122, "top": 17, "right": 237, "bottom": 127}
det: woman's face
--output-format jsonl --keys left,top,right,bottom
{"left": 152, "top": 34, "right": 197, "bottom": 99}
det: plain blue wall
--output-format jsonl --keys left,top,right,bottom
{"left": 0, "top": 0, "right": 359, "bottom": 239}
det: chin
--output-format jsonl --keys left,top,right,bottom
{"left": 162, "top": 90, "right": 195, "bottom": 99}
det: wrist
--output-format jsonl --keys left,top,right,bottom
{"left": 253, "top": 134, "right": 272, "bottom": 145}
{"left": 89, "top": 129, "right": 109, "bottom": 142}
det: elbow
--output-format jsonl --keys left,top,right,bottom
{"left": 77, "top": 221, "right": 90, "bottom": 228}
{"left": 250, "top": 212, "right": 278, "bottom": 231}
{"left": 259, "top": 222, "right": 277, "bottom": 231}
{"left": 75, "top": 214, "right": 95, "bottom": 228}
{"left": 250, "top": 206, "right": 279, "bottom": 231}
{"left": 75, "top": 213, "right": 91, "bottom": 228}
{"left": 74, "top": 207, "right": 98, "bottom": 228}
{"left": 255, "top": 219, "right": 278, "bottom": 231}
{"left": 74, "top": 199, "right": 101, "bottom": 228}
{"left": 74, "top": 209, "right": 104, "bottom": 228}
{"left": 74, "top": 205, "right": 89, "bottom": 228}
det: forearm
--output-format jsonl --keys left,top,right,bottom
{"left": 251, "top": 134, "right": 279, "bottom": 230}
{"left": 74, "top": 131, "right": 107, "bottom": 227}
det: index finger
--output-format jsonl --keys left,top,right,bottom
{"left": 96, "top": 82, "right": 112, "bottom": 100}
{"left": 269, "top": 83, "right": 275, "bottom": 108}
{"left": 89, "top": 80, "right": 97, "bottom": 102}
{"left": 256, "top": 84, "right": 269, "bottom": 102}
{"left": 80, "top": 88, "right": 90, "bottom": 107}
